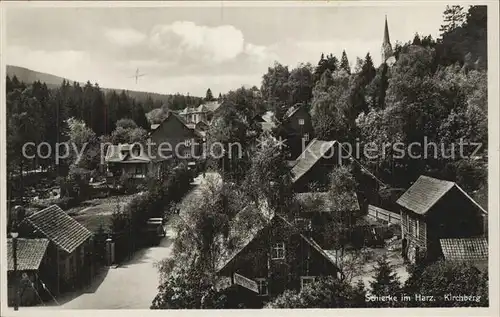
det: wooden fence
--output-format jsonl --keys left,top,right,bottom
{"left": 367, "top": 205, "right": 401, "bottom": 225}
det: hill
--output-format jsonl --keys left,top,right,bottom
{"left": 6, "top": 65, "right": 192, "bottom": 105}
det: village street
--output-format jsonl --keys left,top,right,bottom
{"left": 57, "top": 222, "right": 176, "bottom": 309}
{"left": 52, "top": 174, "right": 217, "bottom": 309}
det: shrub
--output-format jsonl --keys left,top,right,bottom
{"left": 266, "top": 276, "right": 366, "bottom": 308}
{"left": 403, "top": 261, "right": 488, "bottom": 307}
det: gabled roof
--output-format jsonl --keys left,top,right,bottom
{"left": 203, "top": 101, "right": 222, "bottom": 112}
{"left": 7, "top": 238, "right": 49, "bottom": 271}
{"left": 291, "top": 139, "right": 338, "bottom": 183}
{"left": 179, "top": 102, "right": 221, "bottom": 114}
{"left": 216, "top": 208, "right": 338, "bottom": 273}
{"left": 149, "top": 111, "right": 204, "bottom": 138}
{"left": 105, "top": 144, "right": 152, "bottom": 164}
{"left": 22, "top": 205, "right": 93, "bottom": 254}
{"left": 440, "top": 238, "right": 488, "bottom": 262}
{"left": 396, "top": 175, "right": 487, "bottom": 215}
{"left": 295, "top": 191, "right": 360, "bottom": 212}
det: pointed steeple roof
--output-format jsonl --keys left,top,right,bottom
{"left": 381, "top": 15, "right": 394, "bottom": 64}
{"left": 383, "top": 15, "right": 391, "bottom": 45}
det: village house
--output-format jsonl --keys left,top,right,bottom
{"left": 274, "top": 104, "right": 314, "bottom": 160}
{"left": 178, "top": 101, "right": 222, "bottom": 124}
{"left": 290, "top": 139, "right": 352, "bottom": 193}
{"left": 396, "top": 175, "right": 488, "bottom": 264}
{"left": 17, "top": 205, "right": 95, "bottom": 298}
{"left": 254, "top": 110, "right": 276, "bottom": 133}
{"left": 216, "top": 207, "right": 340, "bottom": 306}
{"left": 148, "top": 111, "right": 205, "bottom": 161}
{"left": 7, "top": 238, "right": 50, "bottom": 306}
{"left": 104, "top": 143, "right": 168, "bottom": 184}
{"left": 294, "top": 191, "right": 361, "bottom": 248}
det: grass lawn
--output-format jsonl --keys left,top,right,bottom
{"left": 69, "top": 194, "right": 140, "bottom": 233}
{"left": 74, "top": 213, "right": 114, "bottom": 233}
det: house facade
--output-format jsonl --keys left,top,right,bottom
{"left": 290, "top": 139, "right": 351, "bottom": 192}
{"left": 18, "top": 205, "right": 95, "bottom": 297}
{"left": 396, "top": 175, "right": 487, "bottom": 264}
{"left": 104, "top": 144, "right": 168, "bottom": 183}
{"left": 148, "top": 111, "right": 204, "bottom": 161}
{"left": 178, "top": 101, "right": 222, "bottom": 124}
{"left": 217, "top": 214, "right": 339, "bottom": 305}
{"left": 277, "top": 104, "right": 314, "bottom": 160}
{"left": 294, "top": 191, "right": 361, "bottom": 249}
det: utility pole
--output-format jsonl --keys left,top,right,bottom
{"left": 11, "top": 220, "right": 19, "bottom": 310}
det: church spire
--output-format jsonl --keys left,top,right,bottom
{"left": 381, "top": 15, "right": 393, "bottom": 64}
{"left": 383, "top": 15, "right": 391, "bottom": 45}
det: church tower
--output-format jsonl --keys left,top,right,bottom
{"left": 381, "top": 15, "right": 394, "bottom": 64}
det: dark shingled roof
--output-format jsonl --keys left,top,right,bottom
{"left": 291, "top": 139, "right": 338, "bottom": 183}
{"left": 440, "top": 238, "right": 488, "bottom": 262}
{"left": 23, "top": 205, "right": 92, "bottom": 254}
{"left": 216, "top": 209, "right": 338, "bottom": 274}
{"left": 396, "top": 175, "right": 487, "bottom": 215}
{"left": 7, "top": 238, "right": 49, "bottom": 271}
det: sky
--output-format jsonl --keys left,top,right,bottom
{"left": 5, "top": 3, "right": 448, "bottom": 97}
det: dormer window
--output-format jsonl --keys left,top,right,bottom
{"left": 298, "top": 118, "right": 305, "bottom": 126}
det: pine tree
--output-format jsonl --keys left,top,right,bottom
{"left": 205, "top": 88, "right": 214, "bottom": 101}
{"left": 326, "top": 54, "right": 338, "bottom": 72}
{"left": 412, "top": 33, "right": 422, "bottom": 45}
{"left": 313, "top": 53, "right": 328, "bottom": 83}
{"left": 340, "top": 50, "right": 351, "bottom": 74}
{"left": 439, "top": 5, "right": 466, "bottom": 36}
{"left": 369, "top": 255, "right": 401, "bottom": 306}
{"left": 360, "top": 53, "right": 376, "bottom": 85}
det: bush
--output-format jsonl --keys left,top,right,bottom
{"left": 403, "top": 261, "right": 488, "bottom": 307}
{"left": 266, "top": 276, "right": 367, "bottom": 308}
{"left": 55, "top": 197, "right": 78, "bottom": 210}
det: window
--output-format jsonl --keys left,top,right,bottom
{"left": 303, "top": 133, "right": 309, "bottom": 141}
{"left": 135, "top": 165, "right": 143, "bottom": 176}
{"left": 298, "top": 118, "right": 305, "bottom": 126}
{"left": 415, "top": 219, "right": 420, "bottom": 239}
{"left": 301, "top": 276, "right": 316, "bottom": 291}
{"left": 255, "top": 278, "right": 268, "bottom": 296}
{"left": 295, "top": 218, "right": 312, "bottom": 231}
{"left": 271, "top": 242, "right": 285, "bottom": 260}
{"left": 184, "top": 139, "right": 192, "bottom": 147}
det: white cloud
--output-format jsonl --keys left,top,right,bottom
{"left": 149, "top": 21, "right": 269, "bottom": 64}
{"left": 104, "top": 28, "right": 146, "bottom": 47}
